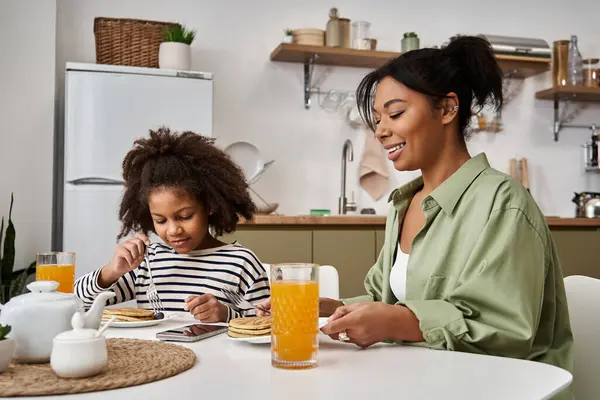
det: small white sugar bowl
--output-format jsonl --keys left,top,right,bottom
{"left": 50, "top": 312, "right": 115, "bottom": 379}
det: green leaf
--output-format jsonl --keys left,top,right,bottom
{"left": 161, "top": 24, "right": 196, "bottom": 45}
{"left": 1, "top": 193, "right": 15, "bottom": 301}
{"left": 0, "top": 324, "right": 11, "bottom": 340}
{"left": 0, "top": 216, "right": 4, "bottom": 289}
{"left": 10, "top": 261, "right": 35, "bottom": 299}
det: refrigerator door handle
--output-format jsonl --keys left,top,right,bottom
{"left": 67, "top": 177, "right": 125, "bottom": 186}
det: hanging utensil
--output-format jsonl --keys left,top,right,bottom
{"left": 520, "top": 158, "right": 530, "bottom": 193}
{"left": 508, "top": 158, "right": 518, "bottom": 180}
{"left": 248, "top": 160, "right": 275, "bottom": 185}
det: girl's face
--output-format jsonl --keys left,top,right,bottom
{"left": 148, "top": 188, "right": 209, "bottom": 253}
{"left": 372, "top": 77, "right": 457, "bottom": 172}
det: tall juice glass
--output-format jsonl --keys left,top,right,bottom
{"left": 270, "top": 263, "right": 319, "bottom": 369}
{"left": 36, "top": 252, "right": 75, "bottom": 293}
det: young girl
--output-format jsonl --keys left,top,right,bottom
{"left": 74, "top": 127, "right": 270, "bottom": 322}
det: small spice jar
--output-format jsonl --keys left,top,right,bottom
{"left": 552, "top": 40, "right": 570, "bottom": 87}
{"left": 583, "top": 58, "right": 599, "bottom": 87}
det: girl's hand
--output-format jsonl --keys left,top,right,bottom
{"left": 255, "top": 298, "right": 271, "bottom": 317}
{"left": 184, "top": 294, "right": 229, "bottom": 323}
{"left": 320, "top": 302, "right": 423, "bottom": 348}
{"left": 255, "top": 297, "right": 344, "bottom": 318}
{"left": 99, "top": 233, "right": 150, "bottom": 288}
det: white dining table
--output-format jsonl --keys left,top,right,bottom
{"left": 11, "top": 317, "right": 572, "bottom": 400}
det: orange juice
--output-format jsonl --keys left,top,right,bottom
{"left": 271, "top": 280, "right": 319, "bottom": 368}
{"left": 36, "top": 264, "right": 75, "bottom": 293}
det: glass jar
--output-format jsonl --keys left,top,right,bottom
{"left": 583, "top": 58, "right": 600, "bottom": 87}
{"left": 339, "top": 18, "right": 351, "bottom": 48}
{"left": 552, "top": 40, "right": 570, "bottom": 87}
{"left": 351, "top": 21, "right": 370, "bottom": 50}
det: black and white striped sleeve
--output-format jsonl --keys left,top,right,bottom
{"left": 74, "top": 268, "right": 137, "bottom": 309}
{"left": 240, "top": 257, "right": 271, "bottom": 317}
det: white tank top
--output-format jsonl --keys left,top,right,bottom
{"left": 390, "top": 243, "right": 409, "bottom": 302}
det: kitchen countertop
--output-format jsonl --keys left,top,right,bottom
{"left": 240, "top": 215, "right": 600, "bottom": 228}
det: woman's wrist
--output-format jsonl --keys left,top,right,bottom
{"left": 385, "top": 304, "right": 424, "bottom": 342}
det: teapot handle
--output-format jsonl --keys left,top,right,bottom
{"left": 27, "top": 281, "right": 60, "bottom": 293}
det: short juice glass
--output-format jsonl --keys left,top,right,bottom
{"left": 36, "top": 252, "right": 76, "bottom": 293}
{"left": 270, "top": 263, "right": 319, "bottom": 369}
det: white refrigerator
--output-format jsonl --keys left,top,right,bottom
{"left": 53, "top": 62, "right": 213, "bottom": 278}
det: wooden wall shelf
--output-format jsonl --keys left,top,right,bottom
{"left": 535, "top": 86, "right": 600, "bottom": 141}
{"left": 535, "top": 86, "right": 600, "bottom": 102}
{"left": 270, "top": 43, "right": 550, "bottom": 78}
{"left": 270, "top": 43, "right": 400, "bottom": 69}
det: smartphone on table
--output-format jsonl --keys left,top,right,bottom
{"left": 156, "top": 323, "right": 228, "bottom": 342}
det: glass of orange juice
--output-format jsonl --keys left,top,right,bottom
{"left": 270, "top": 263, "right": 319, "bottom": 370}
{"left": 36, "top": 252, "right": 76, "bottom": 293}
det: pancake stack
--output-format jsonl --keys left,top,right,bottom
{"left": 101, "top": 307, "right": 155, "bottom": 323}
{"left": 228, "top": 316, "right": 272, "bottom": 338}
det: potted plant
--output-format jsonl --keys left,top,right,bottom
{"left": 282, "top": 29, "right": 293, "bottom": 44}
{"left": 0, "top": 194, "right": 36, "bottom": 304}
{"left": 0, "top": 324, "right": 14, "bottom": 372}
{"left": 401, "top": 32, "right": 420, "bottom": 53}
{"left": 159, "top": 24, "right": 197, "bottom": 70}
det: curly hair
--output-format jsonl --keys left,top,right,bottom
{"left": 117, "top": 127, "right": 256, "bottom": 240}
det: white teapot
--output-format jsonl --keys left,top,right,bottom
{"left": 0, "top": 280, "right": 115, "bottom": 363}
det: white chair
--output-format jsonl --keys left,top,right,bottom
{"left": 262, "top": 263, "right": 340, "bottom": 299}
{"left": 564, "top": 275, "right": 600, "bottom": 399}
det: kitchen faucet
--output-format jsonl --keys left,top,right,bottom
{"left": 339, "top": 139, "right": 357, "bottom": 215}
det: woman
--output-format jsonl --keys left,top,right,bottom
{"left": 261, "top": 36, "right": 573, "bottom": 390}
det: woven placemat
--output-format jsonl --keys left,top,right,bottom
{"left": 0, "top": 338, "right": 196, "bottom": 397}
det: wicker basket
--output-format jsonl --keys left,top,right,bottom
{"left": 94, "top": 17, "right": 181, "bottom": 68}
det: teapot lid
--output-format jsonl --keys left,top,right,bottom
{"left": 8, "top": 281, "right": 74, "bottom": 306}
{"left": 54, "top": 312, "right": 100, "bottom": 342}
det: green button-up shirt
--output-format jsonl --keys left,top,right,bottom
{"left": 343, "top": 153, "right": 573, "bottom": 399}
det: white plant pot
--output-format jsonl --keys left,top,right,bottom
{"left": 159, "top": 42, "right": 191, "bottom": 70}
{"left": 282, "top": 36, "right": 293, "bottom": 44}
{"left": 0, "top": 339, "right": 15, "bottom": 372}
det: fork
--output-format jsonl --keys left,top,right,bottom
{"left": 144, "top": 248, "right": 165, "bottom": 316}
{"left": 221, "top": 287, "right": 270, "bottom": 316}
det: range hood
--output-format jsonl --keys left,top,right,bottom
{"left": 442, "top": 34, "right": 551, "bottom": 59}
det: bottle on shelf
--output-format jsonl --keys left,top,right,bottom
{"left": 567, "top": 35, "right": 584, "bottom": 86}
{"left": 326, "top": 8, "right": 341, "bottom": 47}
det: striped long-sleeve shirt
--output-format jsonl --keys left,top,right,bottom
{"left": 74, "top": 242, "right": 270, "bottom": 321}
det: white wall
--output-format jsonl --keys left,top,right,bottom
{"left": 55, "top": 0, "right": 600, "bottom": 220}
{"left": 0, "top": 0, "right": 57, "bottom": 270}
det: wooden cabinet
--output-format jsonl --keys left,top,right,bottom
{"left": 312, "top": 230, "right": 376, "bottom": 298}
{"left": 221, "top": 224, "right": 600, "bottom": 301}
{"left": 222, "top": 229, "right": 312, "bottom": 264}
{"left": 551, "top": 229, "right": 600, "bottom": 279}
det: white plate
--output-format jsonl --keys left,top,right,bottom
{"left": 103, "top": 312, "right": 178, "bottom": 328}
{"left": 227, "top": 334, "right": 271, "bottom": 344}
{"left": 223, "top": 141, "right": 263, "bottom": 183}
{"left": 227, "top": 318, "right": 329, "bottom": 344}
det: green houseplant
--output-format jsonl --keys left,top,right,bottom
{"left": 401, "top": 31, "right": 420, "bottom": 53}
{"left": 283, "top": 29, "right": 293, "bottom": 43}
{"left": 0, "top": 194, "right": 35, "bottom": 304}
{"left": 159, "top": 24, "right": 197, "bottom": 70}
{"left": 0, "top": 323, "right": 14, "bottom": 372}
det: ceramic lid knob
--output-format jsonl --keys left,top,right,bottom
{"left": 53, "top": 312, "right": 99, "bottom": 342}
{"left": 26, "top": 281, "right": 59, "bottom": 293}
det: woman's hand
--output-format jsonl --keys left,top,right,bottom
{"left": 184, "top": 294, "right": 229, "bottom": 323}
{"left": 99, "top": 233, "right": 150, "bottom": 288}
{"left": 320, "top": 302, "right": 424, "bottom": 348}
{"left": 255, "top": 297, "right": 344, "bottom": 317}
